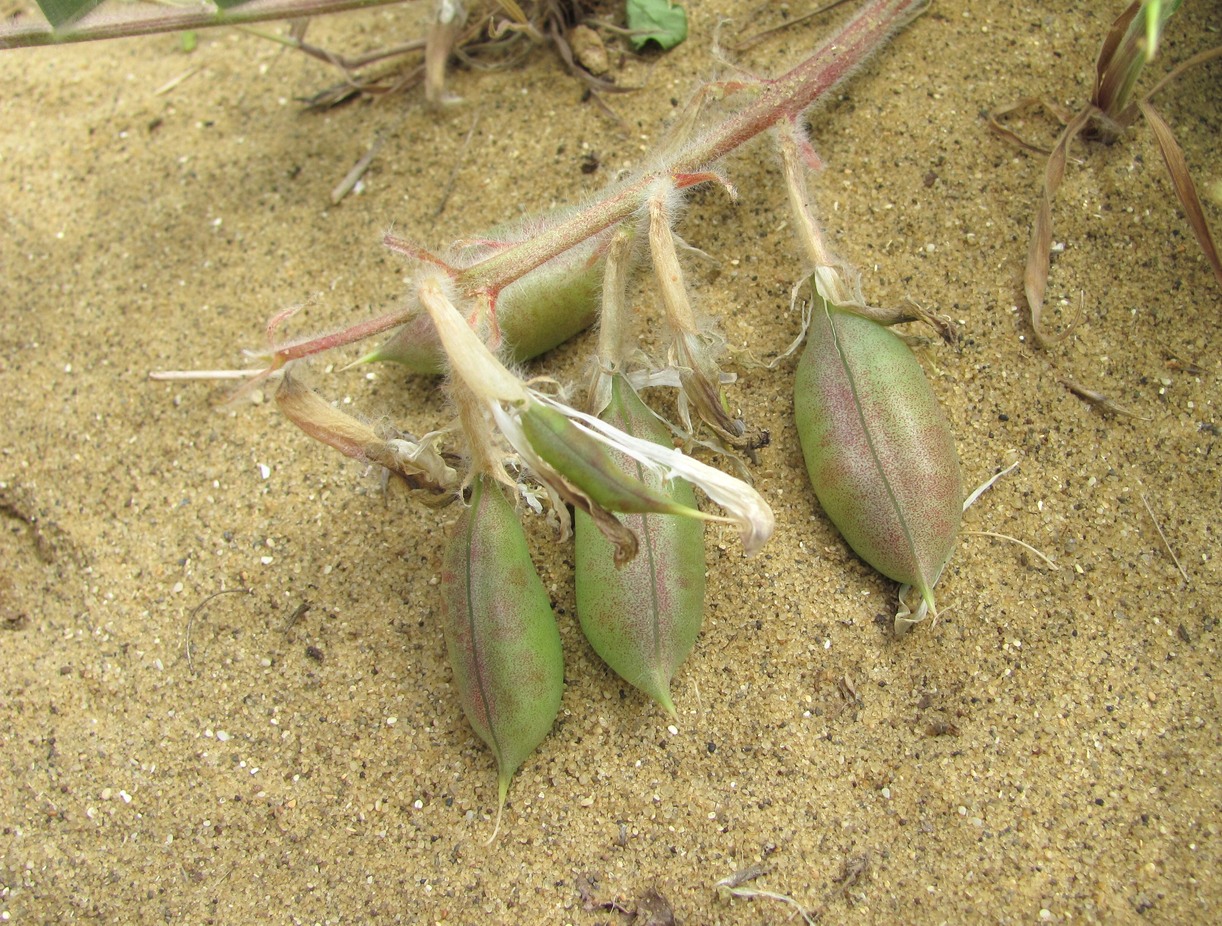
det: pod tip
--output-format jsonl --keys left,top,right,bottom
{"left": 655, "top": 688, "right": 679, "bottom": 721}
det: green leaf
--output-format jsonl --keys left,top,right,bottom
{"left": 34, "top": 0, "right": 104, "bottom": 29}
{"left": 626, "top": 0, "right": 687, "bottom": 52}
{"left": 1142, "top": 0, "right": 1183, "bottom": 62}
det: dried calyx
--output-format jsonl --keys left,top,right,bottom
{"left": 417, "top": 272, "right": 774, "bottom": 563}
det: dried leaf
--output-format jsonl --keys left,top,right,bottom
{"left": 1138, "top": 99, "right": 1222, "bottom": 287}
{"left": 1092, "top": 1, "right": 1143, "bottom": 116}
{"left": 276, "top": 371, "right": 458, "bottom": 492}
{"left": 986, "top": 96, "right": 1076, "bottom": 156}
{"left": 1024, "top": 105, "right": 1094, "bottom": 347}
{"left": 632, "top": 888, "right": 676, "bottom": 926}
{"left": 1058, "top": 375, "right": 1148, "bottom": 419}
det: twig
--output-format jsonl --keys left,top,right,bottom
{"left": 154, "top": 66, "right": 201, "bottom": 96}
{"left": 1140, "top": 492, "right": 1189, "bottom": 583}
{"left": 331, "top": 136, "right": 384, "bottom": 205}
{"left": 184, "top": 587, "right": 252, "bottom": 671}
{"left": 1058, "top": 374, "right": 1148, "bottom": 419}
{"left": 242, "top": 27, "right": 427, "bottom": 72}
{"left": 282, "top": 600, "right": 312, "bottom": 633}
{"left": 0, "top": 0, "right": 405, "bottom": 49}
{"left": 435, "top": 114, "right": 480, "bottom": 216}
{"left": 731, "top": 0, "right": 853, "bottom": 51}
{"left": 962, "top": 530, "right": 1058, "bottom": 571}
{"left": 149, "top": 369, "right": 263, "bottom": 381}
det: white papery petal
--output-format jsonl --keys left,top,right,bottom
{"left": 387, "top": 437, "right": 458, "bottom": 488}
{"left": 534, "top": 394, "right": 775, "bottom": 557}
{"left": 490, "top": 401, "right": 538, "bottom": 468}
{"left": 627, "top": 368, "right": 736, "bottom": 390}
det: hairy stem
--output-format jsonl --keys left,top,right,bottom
{"left": 777, "top": 123, "right": 836, "bottom": 269}
{"left": 454, "top": 0, "right": 927, "bottom": 298}
{"left": 0, "top": 0, "right": 404, "bottom": 49}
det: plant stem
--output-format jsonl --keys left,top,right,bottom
{"left": 777, "top": 123, "right": 836, "bottom": 269}
{"left": 454, "top": 0, "right": 927, "bottom": 299}
{"left": 0, "top": 0, "right": 405, "bottom": 49}
{"left": 672, "top": 0, "right": 928, "bottom": 171}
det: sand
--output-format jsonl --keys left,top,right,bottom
{"left": 0, "top": 0, "right": 1218, "bottom": 922}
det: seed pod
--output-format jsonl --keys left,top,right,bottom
{"left": 440, "top": 473, "right": 564, "bottom": 835}
{"left": 574, "top": 375, "right": 706, "bottom": 716}
{"left": 367, "top": 239, "right": 603, "bottom": 373}
{"left": 794, "top": 294, "right": 962, "bottom": 618}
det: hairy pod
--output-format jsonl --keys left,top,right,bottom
{"left": 794, "top": 296, "right": 962, "bottom": 615}
{"left": 369, "top": 245, "right": 602, "bottom": 373}
{"left": 440, "top": 474, "right": 564, "bottom": 829}
{"left": 574, "top": 375, "right": 706, "bottom": 716}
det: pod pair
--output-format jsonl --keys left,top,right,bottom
{"left": 573, "top": 374, "right": 706, "bottom": 716}
{"left": 439, "top": 473, "right": 564, "bottom": 835}
{"left": 793, "top": 289, "right": 962, "bottom": 627}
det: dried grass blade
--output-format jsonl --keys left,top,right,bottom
{"left": 964, "top": 530, "right": 1058, "bottom": 571}
{"left": 1094, "top": 2, "right": 1142, "bottom": 109}
{"left": 1058, "top": 374, "right": 1147, "bottom": 419}
{"left": 1139, "top": 492, "right": 1190, "bottom": 583}
{"left": 1025, "top": 105, "right": 1094, "bottom": 346}
{"left": 986, "top": 97, "right": 1056, "bottom": 156}
{"left": 1141, "top": 45, "right": 1222, "bottom": 101}
{"left": 153, "top": 65, "right": 201, "bottom": 97}
{"left": 492, "top": 0, "right": 528, "bottom": 25}
{"left": 330, "top": 136, "right": 382, "bottom": 205}
{"left": 1138, "top": 99, "right": 1222, "bottom": 287}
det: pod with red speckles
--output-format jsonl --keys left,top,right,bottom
{"left": 440, "top": 473, "right": 564, "bottom": 834}
{"left": 574, "top": 375, "right": 706, "bottom": 716}
{"left": 794, "top": 292, "right": 962, "bottom": 622}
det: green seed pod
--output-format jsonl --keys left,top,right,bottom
{"left": 574, "top": 375, "right": 706, "bottom": 716}
{"left": 794, "top": 294, "right": 962, "bottom": 617}
{"left": 366, "top": 242, "right": 602, "bottom": 374}
{"left": 440, "top": 473, "right": 564, "bottom": 834}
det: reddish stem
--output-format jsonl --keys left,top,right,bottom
{"left": 455, "top": 0, "right": 926, "bottom": 296}
{"left": 272, "top": 306, "right": 419, "bottom": 365}
{"left": 383, "top": 235, "right": 455, "bottom": 273}
{"left": 265, "top": 0, "right": 925, "bottom": 363}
